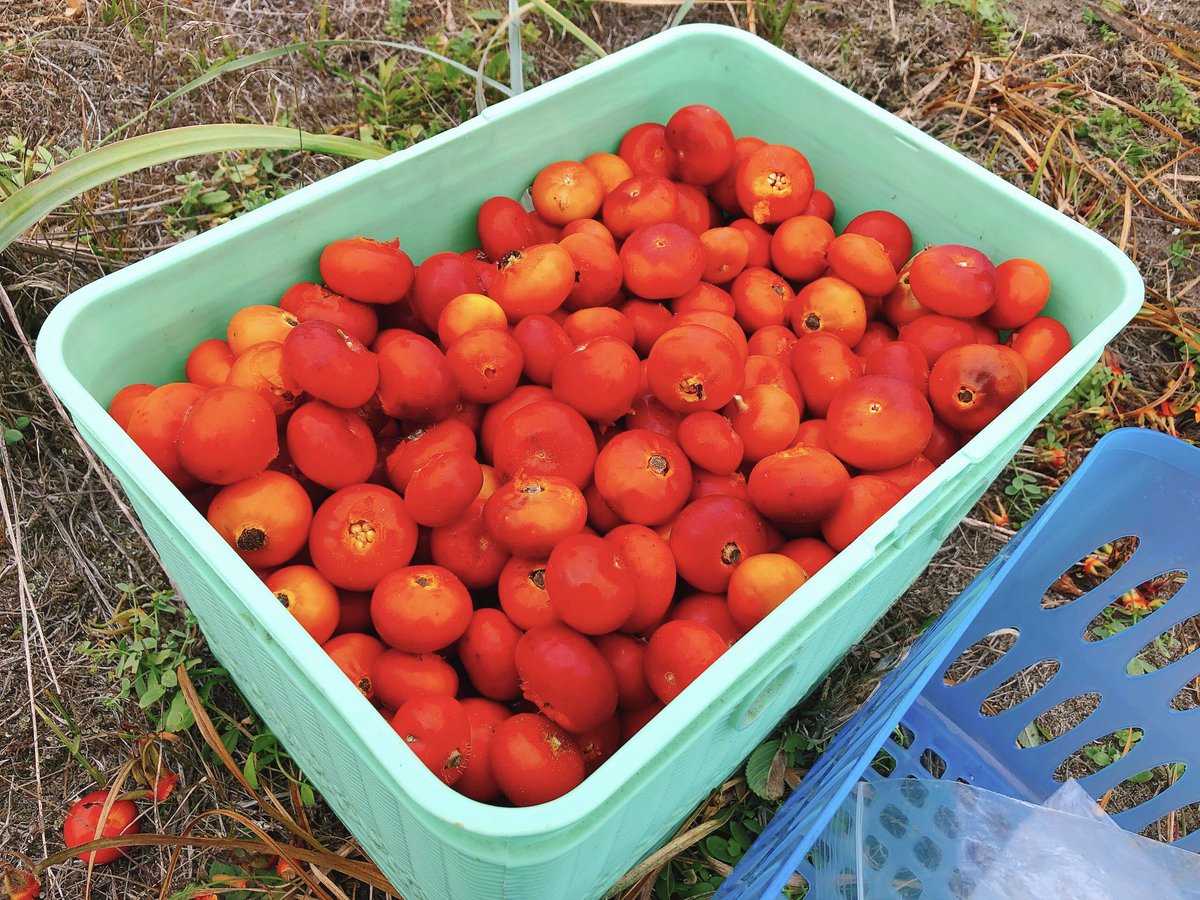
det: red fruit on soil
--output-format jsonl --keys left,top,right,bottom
{"left": 63, "top": 790, "right": 141, "bottom": 865}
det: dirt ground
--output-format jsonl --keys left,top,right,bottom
{"left": 2, "top": 0, "right": 1199, "bottom": 897}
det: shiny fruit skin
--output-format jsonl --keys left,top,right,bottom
{"left": 644, "top": 620, "right": 727, "bottom": 703}
{"left": 551, "top": 336, "right": 641, "bottom": 425}
{"left": 727, "top": 553, "right": 809, "bottom": 631}
{"left": 669, "top": 496, "right": 773, "bottom": 593}
{"left": 928, "top": 343, "right": 1027, "bottom": 433}
{"left": 606, "top": 523, "right": 677, "bottom": 634}
{"left": 390, "top": 694, "right": 471, "bottom": 786}
{"left": 985, "top": 258, "right": 1051, "bottom": 330}
{"left": 491, "top": 399, "right": 598, "bottom": 489}
{"left": 821, "top": 475, "right": 905, "bottom": 551}
{"left": 429, "top": 498, "right": 512, "bottom": 591}
{"left": 207, "top": 471, "right": 313, "bottom": 569}
{"left": 319, "top": 237, "right": 414, "bottom": 305}
{"left": 748, "top": 447, "right": 851, "bottom": 526}
{"left": 458, "top": 608, "right": 524, "bottom": 701}
{"left": 489, "top": 243, "right": 575, "bottom": 320}
{"left": 126, "top": 382, "right": 207, "bottom": 490}
{"left": 664, "top": 104, "right": 736, "bottom": 185}
{"left": 908, "top": 244, "right": 997, "bottom": 317}
{"left": 491, "top": 713, "right": 586, "bottom": 806}
{"left": 323, "top": 632, "right": 384, "bottom": 699}
{"left": 789, "top": 332, "right": 862, "bottom": 419}
{"left": 177, "top": 385, "right": 279, "bottom": 485}
{"left": 454, "top": 697, "right": 510, "bottom": 803}
{"left": 594, "top": 429, "right": 693, "bottom": 526}
{"left": 266, "top": 565, "right": 341, "bottom": 644}
{"left": 371, "top": 649, "right": 459, "bottom": 711}
{"left": 285, "top": 400, "right": 376, "bottom": 491}
{"left": 545, "top": 533, "right": 639, "bottom": 635}
{"left": 483, "top": 473, "right": 588, "bottom": 557}
{"left": 647, "top": 324, "right": 743, "bottom": 413}
{"left": 736, "top": 144, "right": 815, "bottom": 225}
{"left": 825, "top": 375, "right": 934, "bottom": 470}
{"left": 309, "top": 483, "right": 418, "bottom": 591}
{"left": 1008, "top": 316, "right": 1071, "bottom": 384}
{"left": 371, "top": 564, "right": 473, "bottom": 653}
{"left": 620, "top": 222, "right": 705, "bottom": 300}
{"left": 404, "top": 450, "right": 484, "bottom": 528}
{"left": 514, "top": 624, "right": 619, "bottom": 733}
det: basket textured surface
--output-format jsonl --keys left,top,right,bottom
{"left": 719, "top": 428, "right": 1200, "bottom": 898}
{"left": 35, "top": 24, "right": 1143, "bottom": 900}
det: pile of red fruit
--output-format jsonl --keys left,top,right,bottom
{"left": 108, "top": 104, "right": 1071, "bottom": 807}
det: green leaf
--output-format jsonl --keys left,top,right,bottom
{"left": 199, "top": 189, "right": 231, "bottom": 206}
{"left": 3, "top": 428, "right": 23, "bottom": 445}
{"left": 1016, "top": 722, "right": 1042, "bottom": 748}
{"left": 139, "top": 679, "right": 165, "bottom": 707}
{"left": 243, "top": 751, "right": 259, "bottom": 789}
{"left": 702, "top": 835, "right": 737, "bottom": 865}
{"left": 162, "top": 690, "right": 194, "bottom": 733}
{"left": 729, "top": 817, "right": 752, "bottom": 851}
{"left": 1127, "top": 655, "right": 1157, "bottom": 675}
{"left": 1128, "top": 769, "right": 1154, "bottom": 783}
{"left": 299, "top": 781, "right": 315, "bottom": 807}
{"left": 0, "top": 124, "right": 389, "bottom": 254}
{"left": 746, "top": 739, "right": 781, "bottom": 800}
{"left": 13, "top": 416, "right": 29, "bottom": 429}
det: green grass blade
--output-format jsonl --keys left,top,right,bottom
{"left": 476, "top": 2, "right": 536, "bottom": 115}
{"left": 508, "top": 0, "right": 526, "bottom": 94}
{"left": 0, "top": 124, "right": 388, "bottom": 254}
{"left": 670, "top": 0, "right": 696, "bottom": 27}
{"left": 104, "top": 39, "right": 515, "bottom": 143}
{"left": 529, "top": 0, "right": 607, "bottom": 58}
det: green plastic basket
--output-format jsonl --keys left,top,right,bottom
{"left": 35, "top": 24, "right": 1142, "bottom": 900}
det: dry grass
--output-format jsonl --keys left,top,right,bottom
{"left": 2, "top": 0, "right": 1200, "bottom": 897}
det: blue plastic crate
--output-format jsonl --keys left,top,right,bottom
{"left": 719, "top": 427, "right": 1200, "bottom": 898}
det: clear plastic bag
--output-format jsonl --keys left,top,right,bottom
{"left": 810, "top": 778, "right": 1200, "bottom": 898}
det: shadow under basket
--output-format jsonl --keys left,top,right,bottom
{"left": 719, "top": 427, "right": 1200, "bottom": 898}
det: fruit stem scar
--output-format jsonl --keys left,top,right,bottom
{"left": 415, "top": 574, "right": 434, "bottom": 588}
{"left": 766, "top": 170, "right": 790, "bottom": 192}
{"left": 804, "top": 313, "right": 821, "bottom": 331}
{"left": 348, "top": 519, "right": 377, "bottom": 549}
{"left": 357, "top": 676, "right": 372, "bottom": 694}
{"left": 521, "top": 482, "right": 544, "bottom": 494}
{"left": 957, "top": 386, "right": 975, "bottom": 404}
{"left": 680, "top": 378, "right": 706, "bottom": 401}
{"left": 498, "top": 249, "right": 522, "bottom": 270}
{"left": 275, "top": 591, "right": 291, "bottom": 608}
{"left": 648, "top": 454, "right": 670, "bottom": 476}
{"left": 530, "top": 568, "right": 546, "bottom": 589}
{"left": 447, "top": 749, "right": 463, "bottom": 769}
{"left": 721, "top": 542, "right": 742, "bottom": 565}
{"left": 236, "top": 527, "right": 267, "bottom": 552}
